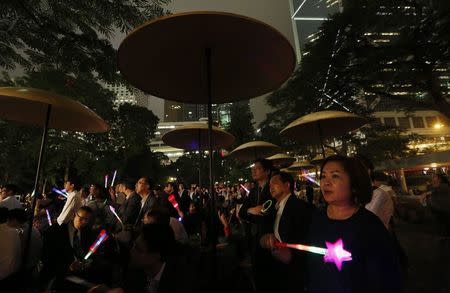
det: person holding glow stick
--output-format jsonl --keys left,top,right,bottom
{"left": 57, "top": 179, "right": 82, "bottom": 225}
{"left": 306, "top": 155, "right": 402, "bottom": 293}
{"left": 41, "top": 206, "right": 97, "bottom": 290}
{"left": 260, "top": 171, "right": 312, "bottom": 293}
{"left": 238, "top": 158, "right": 277, "bottom": 293}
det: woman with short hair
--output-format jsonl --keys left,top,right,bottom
{"left": 307, "top": 155, "right": 402, "bottom": 292}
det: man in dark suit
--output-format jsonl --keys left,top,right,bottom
{"left": 260, "top": 171, "right": 312, "bottom": 293}
{"left": 40, "top": 206, "right": 96, "bottom": 290}
{"left": 134, "top": 177, "right": 158, "bottom": 228}
{"left": 238, "top": 158, "right": 276, "bottom": 293}
{"left": 118, "top": 180, "right": 141, "bottom": 227}
{"left": 124, "top": 223, "right": 194, "bottom": 293}
{"left": 177, "top": 183, "right": 191, "bottom": 215}
{"left": 162, "top": 182, "right": 181, "bottom": 218}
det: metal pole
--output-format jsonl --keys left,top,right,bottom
{"left": 205, "top": 47, "right": 217, "bottom": 280}
{"left": 22, "top": 104, "right": 51, "bottom": 274}
{"left": 317, "top": 121, "right": 326, "bottom": 158}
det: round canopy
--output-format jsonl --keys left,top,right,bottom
{"left": 118, "top": 11, "right": 296, "bottom": 104}
{"left": 162, "top": 123, "right": 235, "bottom": 151}
{"left": 0, "top": 87, "right": 109, "bottom": 132}
{"left": 230, "top": 141, "right": 281, "bottom": 161}
{"left": 266, "top": 153, "right": 296, "bottom": 168}
{"left": 280, "top": 111, "right": 366, "bottom": 142}
{"left": 287, "top": 161, "right": 315, "bottom": 171}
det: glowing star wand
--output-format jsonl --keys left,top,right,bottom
{"left": 275, "top": 238, "right": 352, "bottom": 271}
{"left": 84, "top": 229, "right": 109, "bottom": 260}
{"left": 168, "top": 194, "right": 183, "bottom": 221}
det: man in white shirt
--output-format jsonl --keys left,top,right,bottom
{"left": 0, "top": 184, "right": 22, "bottom": 210}
{"left": 57, "top": 179, "right": 81, "bottom": 225}
{"left": 365, "top": 171, "right": 394, "bottom": 230}
{"left": 7, "top": 208, "right": 42, "bottom": 270}
{"left": 0, "top": 222, "right": 21, "bottom": 281}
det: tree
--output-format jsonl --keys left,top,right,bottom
{"left": 0, "top": 69, "right": 160, "bottom": 189}
{"left": 0, "top": 0, "right": 169, "bottom": 81}
{"left": 0, "top": 1, "right": 169, "bottom": 188}
{"left": 261, "top": 0, "right": 450, "bottom": 160}
{"left": 225, "top": 101, "right": 255, "bottom": 148}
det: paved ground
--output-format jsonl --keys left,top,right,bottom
{"left": 396, "top": 211, "right": 450, "bottom": 293}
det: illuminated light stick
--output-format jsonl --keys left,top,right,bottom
{"left": 45, "top": 209, "right": 52, "bottom": 226}
{"left": 104, "top": 175, "right": 108, "bottom": 188}
{"left": 261, "top": 199, "right": 272, "bottom": 214}
{"left": 240, "top": 184, "right": 250, "bottom": 194}
{"left": 84, "top": 229, "right": 109, "bottom": 260}
{"left": 300, "top": 171, "right": 320, "bottom": 186}
{"left": 168, "top": 194, "right": 183, "bottom": 221}
{"left": 110, "top": 170, "right": 118, "bottom": 187}
{"left": 52, "top": 187, "right": 68, "bottom": 198}
{"left": 108, "top": 205, "right": 123, "bottom": 227}
{"left": 275, "top": 238, "right": 352, "bottom": 271}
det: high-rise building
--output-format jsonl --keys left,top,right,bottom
{"left": 103, "top": 83, "right": 138, "bottom": 105}
{"left": 163, "top": 101, "right": 234, "bottom": 126}
{"left": 287, "top": 1, "right": 450, "bottom": 152}
{"left": 289, "top": 0, "right": 342, "bottom": 60}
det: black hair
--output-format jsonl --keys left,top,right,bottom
{"left": 144, "top": 208, "right": 170, "bottom": 226}
{"left": 354, "top": 154, "right": 374, "bottom": 173}
{"left": 2, "top": 184, "right": 18, "bottom": 195}
{"left": 371, "top": 171, "right": 389, "bottom": 183}
{"left": 321, "top": 155, "right": 373, "bottom": 206}
{"left": 271, "top": 171, "right": 295, "bottom": 194}
{"left": 121, "top": 180, "right": 135, "bottom": 191}
{"left": 165, "top": 182, "right": 175, "bottom": 189}
{"left": 65, "top": 178, "right": 80, "bottom": 190}
{"left": 141, "top": 223, "right": 176, "bottom": 261}
{"left": 254, "top": 158, "right": 274, "bottom": 172}
{"left": 77, "top": 206, "right": 93, "bottom": 215}
{"left": 140, "top": 177, "right": 154, "bottom": 190}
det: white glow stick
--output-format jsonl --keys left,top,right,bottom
{"left": 110, "top": 170, "right": 118, "bottom": 187}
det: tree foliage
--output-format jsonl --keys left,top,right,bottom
{"left": 261, "top": 0, "right": 450, "bottom": 161}
{"left": 0, "top": 0, "right": 170, "bottom": 189}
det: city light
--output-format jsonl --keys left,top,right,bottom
{"left": 433, "top": 123, "right": 444, "bottom": 129}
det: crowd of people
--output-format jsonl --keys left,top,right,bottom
{"left": 0, "top": 155, "right": 448, "bottom": 292}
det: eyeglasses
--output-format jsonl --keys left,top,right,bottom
{"left": 76, "top": 213, "right": 90, "bottom": 221}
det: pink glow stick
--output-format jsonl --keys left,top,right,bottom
{"left": 104, "top": 175, "right": 108, "bottom": 188}
{"left": 240, "top": 184, "right": 250, "bottom": 194}
{"left": 168, "top": 194, "right": 183, "bottom": 220}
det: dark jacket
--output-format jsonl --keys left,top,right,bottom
{"left": 274, "top": 195, "right": 312, "bottom": 293}
{"left": 238, "top": 182, "right": 276, "bottom": 237}
{"left": 40, "top": 223, "right": 95, "bottom": 289}
{"left": 120, "top": 192, "right": 141, "bottom": 226}
{"left": 178, "top": 190, "right": 191, "bottom": 214}
{"left": 124, "top": 261, "right": 194, "bottom": 293}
